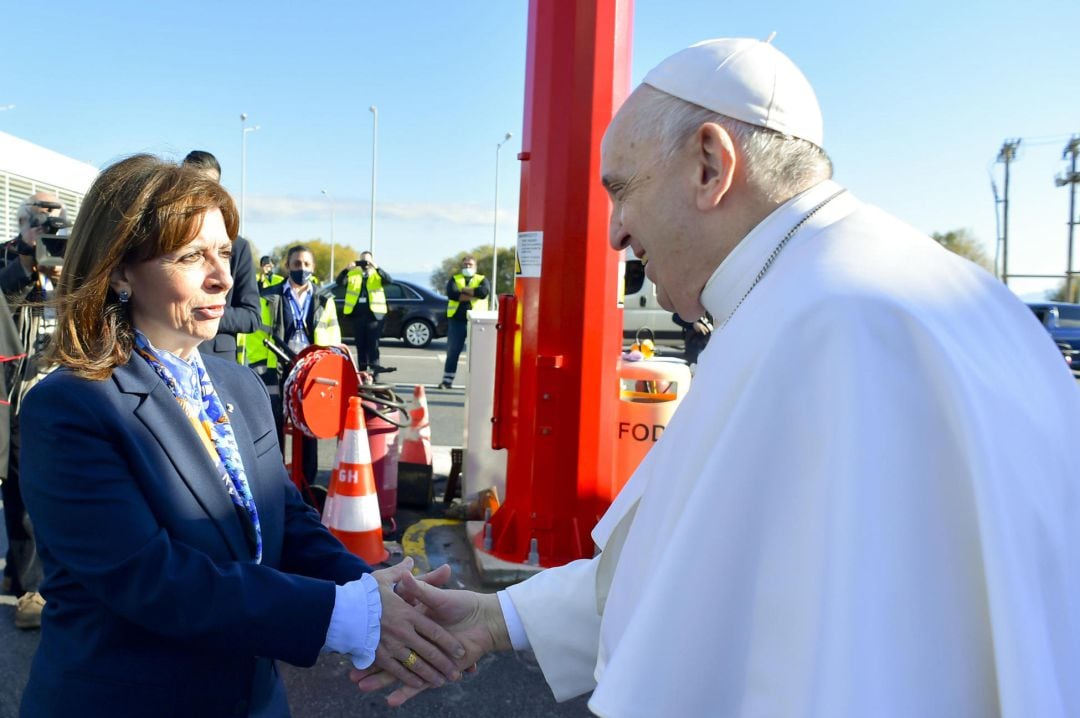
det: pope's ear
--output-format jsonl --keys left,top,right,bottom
{"left": 695, "top": 122, "right": 735, "bottom": 211}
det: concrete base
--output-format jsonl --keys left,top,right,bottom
{"left": 466, "top": 521, "right": 545, "bottom": 588}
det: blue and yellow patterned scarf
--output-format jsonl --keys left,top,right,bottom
{"left": 134, "top": 332, "right": 263, "bottom": 563}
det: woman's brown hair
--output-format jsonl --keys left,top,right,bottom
{"left": 47, "top": 154, "right": 239, "bottom": 379}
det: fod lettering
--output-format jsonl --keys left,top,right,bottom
{"left": 618, "top": 422, "right": 665, "bottom": 442}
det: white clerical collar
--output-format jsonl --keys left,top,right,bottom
{"left": 700, "top": 179, "right": 847, "bottom": 324}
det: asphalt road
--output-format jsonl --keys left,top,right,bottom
{"left": 0, "top": 338, "right": 594, "bottom": 717}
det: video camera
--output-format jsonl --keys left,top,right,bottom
{"left": 24, "top": 200, "right": 71, "bottom": 269}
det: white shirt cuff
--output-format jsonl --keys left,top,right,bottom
{"left": 497, "top": 589, "right": 531, "bottom": 651}
{"left": 323, "top": 573, "right": 382, "bottom": 669}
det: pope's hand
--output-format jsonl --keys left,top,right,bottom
{"left": 368, "top": 559, "right": 466, "bottom": 689}
{"left": 350, "top": 571, "right": 511, "bottom": 706}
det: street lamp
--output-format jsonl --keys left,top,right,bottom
{"left": 321, "top": 189, "right": 336, "bottom": 281}
{"left": 491, "top": 132, "right": 513, "bottom": 309}
{"left": 240, "top": 113, "right": 260, "bottom": 238}
{"left": 369, "top": 105, "right": 378, "bottom": 254}
{"left": 1055, "top": 136, "right": 1080, "bottom": 301}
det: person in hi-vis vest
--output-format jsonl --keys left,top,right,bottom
{"left": 440, "top": 256, "right": 490, "bottom": 389}
{"left": 241, "top": 256, "right": 285, "bottom": 370}
{"left": 261, "top": 245, "right": 341, "bottom": 484}
{"left": 258, "top": 255, "right": 283, "bottom": 289}
{"left": 342, "top": 251, "right": 392, "bottom": 374}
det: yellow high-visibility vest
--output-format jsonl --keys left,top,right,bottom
{"left": 447, "top": 273, "right": 488, "bottom": 318}
{"left": 242, "top": 274, "right": 285, "bottom": 365}
{"left": 343, "top": 268, "right": 387, "bottom": 317}
{"left": 245, "top": 278, "right": 342, "bottom": 367}
{"left": 258, "top": 272, "right": 284, "bottom": 290}
{"left": 312, "top": 294, "right": 342, "bottom": 347}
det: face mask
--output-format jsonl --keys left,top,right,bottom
{"left": 290, "top": 269, "right": 313, "bottom": 285}
{"left": 462, "top": 267, "right": 476, "bottom": 278}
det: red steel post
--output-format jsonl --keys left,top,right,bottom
{"left": 485, "top": 0, "right": 633, "bottom": 566}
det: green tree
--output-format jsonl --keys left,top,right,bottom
{"left": 931, "top": 228, "right": 994, "bottom": 273}
{"left": 1046, "top": 279, "right": 1079, "bottom": 303}
{"left": 431, "top": 245, "right": 517, "bottom": 296}
{"left": 265, "top": 239, "right": 360, "bottom": 284}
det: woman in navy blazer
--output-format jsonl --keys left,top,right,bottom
{"left": 19, "top": 155, "right": 463, "bottom": 717}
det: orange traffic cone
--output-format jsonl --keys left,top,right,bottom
{"left": 398, "top": 385, "right": 434, "bottom": 508}
{"left": 400, "top": 385, "right": 433, "bottom": 465}
{"left": 322, "top": 397, "right": 389, "bottom": 564}
{"left": 320, "top": 431, "right": 347, "bottom": 526}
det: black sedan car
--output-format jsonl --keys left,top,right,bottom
{"left": 320, "top": 278, "right": 448, "bottom": 348}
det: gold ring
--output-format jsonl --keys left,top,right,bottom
{"left": 400, "top": 651, "right": 419, "bottom": 669}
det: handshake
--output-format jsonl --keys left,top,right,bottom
{"left": 363, "top": 558, "right": 513, "bottom": 707}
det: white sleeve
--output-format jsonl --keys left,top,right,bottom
{"left": 504, "top": 557, "right": 603, "bottom": 702}
{"left": 496, "top": 590, "right": 531, "bottom": 650}
{"left": 321, "top": 573, "right": 381, "bottom": 669}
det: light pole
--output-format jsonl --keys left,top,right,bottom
{"left": 369, "top": 105, "right": 378, "bottom": 254}
{"left": 1055, "top": 136, "right": 1080, "bottom": 301}
{"left": 491, "top": 132, "right": 513, "bottom": 309}
{"left": 321, "top": 189, "right": 336, "bottom": 281}
{"left": 996, "top": 139, "right": 1020, "bottom": 285}
{"left": 240, "top": 113, "right": 260, "bottom": 238}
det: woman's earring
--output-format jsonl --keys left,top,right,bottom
{"left": 118, "top": 289, "right": 130, "bottom": 304}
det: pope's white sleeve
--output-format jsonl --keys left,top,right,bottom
{"left": 496, "top": 590, "right": 530, "bottom": 650}
{"left": 504, "top": 557, "right": 603, "bottom": 702}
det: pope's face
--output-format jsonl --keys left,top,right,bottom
{"left": 601, "top": 90, "right": 705, "bottom": 319}
{"left": 120, "top": 209, "right": 233, "bottom": 358}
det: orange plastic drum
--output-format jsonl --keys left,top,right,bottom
{"left": 611, "top": 357, "right": 691, "bottom": 501}
{"left": 284, "top": 346, "right": 360, "bottom": 439}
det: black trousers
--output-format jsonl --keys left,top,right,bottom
{"left": 352, "top": 310, "right": 385, "bottom": 372}
{"left": 2, "top": 414, "right": 42, "bottom": 594}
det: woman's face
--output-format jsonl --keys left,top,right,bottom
{"left": 117, "top": 209, "right": 233, "bottom": 358}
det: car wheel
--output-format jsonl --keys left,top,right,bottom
{"left": 402, "top": 318, "right": 434, "bottom": 348}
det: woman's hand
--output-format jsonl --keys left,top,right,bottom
{"left": 367, "top": 559, "right": 465, "bottom": 689}
{"left": 350, "top": 571, "right": 511, "bottom": 706}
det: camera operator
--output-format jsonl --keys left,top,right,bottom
{"left": 1, "top": 192, "right": 68, "bottom": 299}
{"left": 342, "top": 251, "right": 392, "bottom": 374}
{"left": 0, "top": 191, "right": 69, "bottom": 630}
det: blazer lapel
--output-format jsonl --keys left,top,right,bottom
{"left": 207, "top": 363, "right": 274, "bottom": 531}
{"left": 113, "top": 358, "right": 251, "bottom": 561}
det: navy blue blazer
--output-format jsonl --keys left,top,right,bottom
{"left": 19, "top": 353, "right": 371, "bottom": 717}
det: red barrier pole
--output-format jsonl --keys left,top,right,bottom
{"left": 485, "top": 0, "right": 632, "bottom": 567}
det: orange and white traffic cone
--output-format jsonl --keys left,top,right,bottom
{"left": 322, "top": 397, "right": 389, "bottom": 564}
{"left": 401, "top": 385, "right": 433, "bottom": 466}
{"left": 398, "top": 385, "right": 435, "bottom": 508}
{"left": 320, "top": 431, "right": 347, "bottom": 526}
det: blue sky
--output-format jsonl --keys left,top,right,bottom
{"left": 4, "top": 1, "right": 1078, "bottom": 297}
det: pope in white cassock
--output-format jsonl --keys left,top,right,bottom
{"left": 354, "top": 37, "right": 1080, "bottom": 717}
